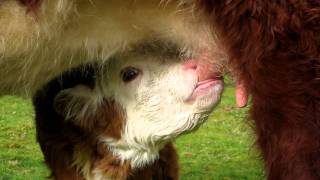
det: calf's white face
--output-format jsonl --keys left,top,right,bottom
{"left": 55, "top": 44, "right": 223, "bottom": 168}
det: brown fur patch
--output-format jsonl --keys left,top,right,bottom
{"left": 71, "top": 99, "right": 125, "bottom": 140}
{"left": 197, "top": 1, "right": 320, "bottom": 179}
{"left": 17, "top": 0, "right": 41, "bottom": 11}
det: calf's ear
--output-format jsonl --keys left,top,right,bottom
{"left": 53, "top": 85, "right": 100, "bottom": 124}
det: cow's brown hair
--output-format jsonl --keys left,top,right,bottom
{"left": 197, "top": 0, "right": 320, "bottom": 179}
{"left": 18, "top": 0, "right": 41, "bottom": 10}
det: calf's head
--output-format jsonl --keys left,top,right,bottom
{"left": 54, "top": 44, "right": 223, "bottom": 168}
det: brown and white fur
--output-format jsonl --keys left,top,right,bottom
{"left": 33, "top": 44, "right": 223, "bottom": 179}
{"left": 1, "top": 0, "right": 226, "bottom": 96}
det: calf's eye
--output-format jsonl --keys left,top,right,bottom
{"left": 121, "top": 67, "right": 141, "bottom": 83}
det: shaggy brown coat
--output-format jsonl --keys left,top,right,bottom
{"left": 197, "top": 1, "right": 320, "bottom": 179}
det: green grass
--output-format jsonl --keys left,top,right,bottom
{"left": 0, "top": 96, "right": 48, "bottom": 180}
{"left": 0, "top": 83, "right": 264, "bottom": 179}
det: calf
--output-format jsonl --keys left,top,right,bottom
{"left": 33, "top": 45, "right": 224, "bottom": 179}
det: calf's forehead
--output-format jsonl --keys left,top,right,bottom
{"left": 104, "top": 39, "right": 187, "bottom": 75}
